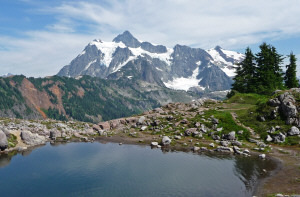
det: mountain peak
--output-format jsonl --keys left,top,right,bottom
{"left": 113, "top": 30, "right": 141, "bottom": 48}
{"left": 214, "top": 46, "right": 222, "bottom": 50}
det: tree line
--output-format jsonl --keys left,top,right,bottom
{"left": 232, "top": 42, "right": 298, "bottom": 95}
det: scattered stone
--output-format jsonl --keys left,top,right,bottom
{"left": 201, "top": 147, "right": 207, "bottom": 151}
{"left": 140, "top": 126, "right": 147, "bottom": 131}
{"left": 288, "top": 126, "right": 300, "bottom": 136}
{"left": 243, "top": 149, "right": 250, "bottom": 154}
{"left": 220, "top": 141, "right": 229, "bottom": 147}
{"left": 266, "top": 135, "right": 273, "bottom": 142}
{"left": 138, "top": 116, "right": 146, "bottom": 125}
{"left": 162, "top": 136, "right": 171, "bottom": 146}
{"left": 212, "top": 135, "right": 220, "bottom": 140}
{"left": 184, "top": 128, "right": 198, "bottom": 136}
{"left": 223, "top": 131, "right": 235, "bottom": 140}
{"left": 259, "top": 154, "right": 266, "bottom": 159}
{"left": 151, "top": 142, "right": 158, "bottom": 147}
{"left": 174, "top": 135, "right": 181, "bottom": 140}
{"left": 237, "top": 130, "right": 243, "bottom": 135}
{"left": 209, "top": 143, "right": 214, "bottom": 147}
{"left": 119, "top": 142, "right": 123, "bottom": 145}
{"left": 193, "top": 146, "right": 200, "bottom": 151}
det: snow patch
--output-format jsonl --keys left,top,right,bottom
{"left": 129, "top": 47, "right": 173, "bottom": 66}
{"left": 156, "top": 67, "right": 163, "bottom": 71}
{"left": 164, "top": 67, "right": 203, "bottom": 91}
{"left": 196, "top": 61, "right": 201, "bottom": 66}
{"left": 221, "top": 66, "right": 236, "bottom": 77}
{"left": 90, "top": 40, "right": 126, "bottom": 67}
{"left": 84, "top": 59, "right": 97, "bottom": 70}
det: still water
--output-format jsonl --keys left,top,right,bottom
{"left": 0, "top": 142, "right": 276, "bottom": 197}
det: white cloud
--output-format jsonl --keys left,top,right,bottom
{"left": 1, "top": 0, "right": 300, "bottom": 77}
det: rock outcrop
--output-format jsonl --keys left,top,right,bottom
{"left": 0, "top": 130, "right": 8, "bottom": 151}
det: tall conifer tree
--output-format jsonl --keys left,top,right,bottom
{"left": 285, "top": 52, "right": 299, "bottom": 88}
{"left": 232, "top": 47, "right": 256, "bottom": 93}
{"left": 255, "top": 43, "right": 284, "bottom": 94}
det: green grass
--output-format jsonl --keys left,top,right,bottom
{"left": 191, "top": 110, "right": 250, "bottom": 140}
{"left": 226, "top": 92, "right": 269, "bottom": 105}
{"left": 7, "top": 134, "right": 17, "bottom": 148}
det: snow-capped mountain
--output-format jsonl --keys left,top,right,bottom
{"left": 57, "top": 31, "right": 244, "bottom": 92}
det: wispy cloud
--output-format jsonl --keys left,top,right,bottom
{"left": 1, "top": 0, "right": 300, "bottom": 76}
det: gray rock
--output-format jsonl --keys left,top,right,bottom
{"left": 140, "top": 126, "right": 147, "bottom": 131}
{"left": 266, "top": 135, "right": 273, "bottom": 142}
{"left": 212, "top": 135, "right": 220, "bottom": 140}
{"left": 259, "top": 154, "right": 266, "bottom": 159}
{"left": 138, "top": 116, "right": 146, "bottom": 125}
{"left": 211, "top": 118, "right": 219, "bottom": 124}
{"left": 184, "top": 128, "right": 198, "bottom": 136}
{"left": 273, "top": 132, "right": 286, "bottom": 143}
{"left": 193, "top": 146, "right": 200, "bottom": 151}
{"left": 161, "top": 136, "right": 171, "bottom": 146}
{"left": 216, "top": 146, "right": 233, "bottom": 153}
{"left": 151, "top": 142, "right": 158, "bottom": 147}
{"left": 268, "top": 98, "right": 281, "bottom": 107}
{"left": 231, "top": 141, "right": 242, "bottom": 147}
{"left": 288, "top": 126, "right": 300, "bottom": 136}
{"left": 174, "top": 135, "right": 181, "bottom": 140}
{"left": 21, "top": 130, "right": 46, "bottom": 146}
{"left": 0, "top": 130, "right": 8, "bottom": 151}
{"left": 209, "top": 143, "right": 214, "bottom": 147}
{"left": 223, "top": 131, "right": 235, "bottom": 140}
{"left": 220, "top": 141, "right": 229, "bottom": 147}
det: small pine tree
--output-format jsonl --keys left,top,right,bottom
{"left": 285, "top": 52, "right": 299, "bottom": 88}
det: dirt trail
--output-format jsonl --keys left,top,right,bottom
{"left": 10, "top": 130, "right": 27, "bottom": 147}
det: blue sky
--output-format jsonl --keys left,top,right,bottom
{"left": 1, "top": 0, "right": 300, "bottom": 77}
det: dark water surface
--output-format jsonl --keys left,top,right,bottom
{"left": 0, "top": 142, "right": 276, "bottom": 197}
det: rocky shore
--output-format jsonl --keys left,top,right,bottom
{"left": 0, "top": 97, "right": 300, "bottom": 196}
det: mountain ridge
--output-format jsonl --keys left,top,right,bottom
{"left": 57, "top": 31, "right": 244, "bottom": 92}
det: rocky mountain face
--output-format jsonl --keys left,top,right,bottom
{"left": 0, "top": 75, "right": 198, "bottom": 123}
{"left": 57, "top": 31, "right": 244, "bottom": 92}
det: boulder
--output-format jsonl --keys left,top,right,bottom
{"left": 0, "top": 130, "right": 8, "bottom": 151}
{"left": 92, "top": 124, "right": 101, "bottom": 131}
{"left": 273, "top": 132, "right": 286, "bottom": 143}
{"left": 161, "top": 136, "right": 171, "bottom": 146}
{"left": 49, "top": 131, "right": 58, "bottom": 140}
{"left": 138, "top": 116, "right": 146, "bottom": 125}
{"left": 21, "top": 130, "right": 46, "bottom": 146}
{"left": 151, "top": 142, "right": 159, "bottom": 147}
{"left": 223, "top": 131, "right": 235, "bottom": 140}
{"left": 98, "top": 121, "right": 110, "bottom": 130}
{"left": 288, "top": 126, "right": 300, "bottom": 136}
{"left": 209, "top": 143, "right": 214, "bottom": 147}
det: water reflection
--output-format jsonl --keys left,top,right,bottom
{"left": 0, "top": 142, "right": 277, "bottom": 197}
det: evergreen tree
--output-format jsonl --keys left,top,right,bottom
{"left": 285, "top": 52, "right": 299, "bottom": 88}
{"left": 255, "top": 43, "right": 284, "bottom": 94}
{"left": 232, "top": 47, "right": 256, "bottom": 93}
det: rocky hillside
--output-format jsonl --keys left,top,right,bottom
{"left": 0, "top": 75, "right": 198, "bottom": 123}
{"left": 57, "top": 31, "right": 244, "bottom": 92}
